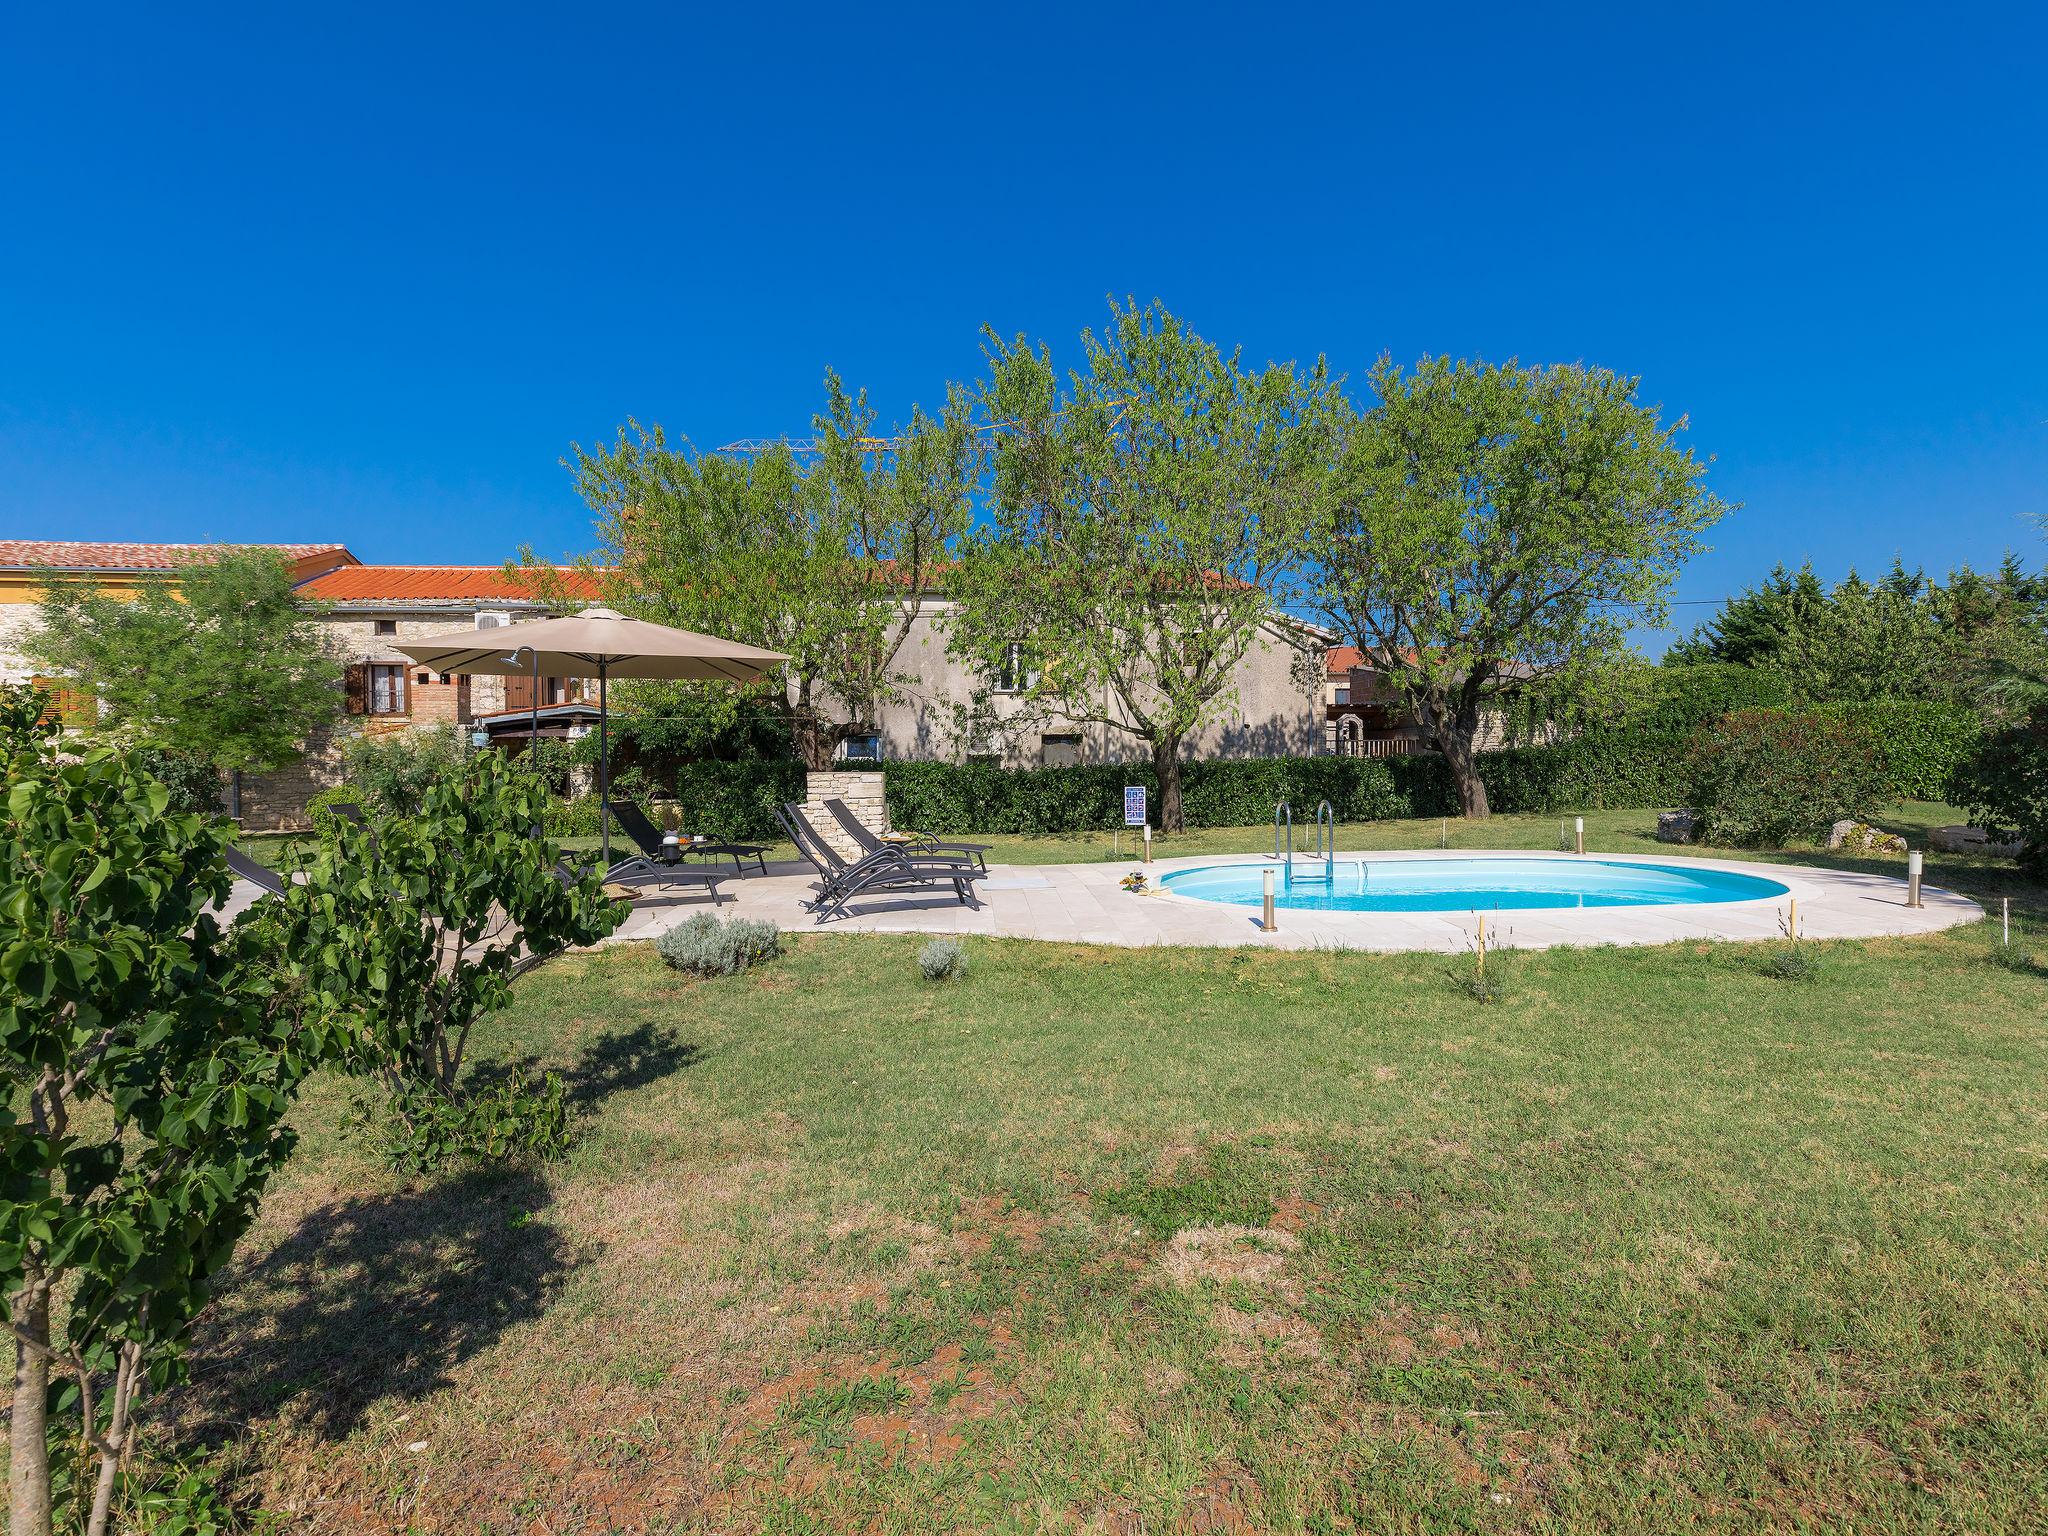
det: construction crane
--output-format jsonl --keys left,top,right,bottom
{"left": 716, "top": 433, "right": 898, "bottom": 455}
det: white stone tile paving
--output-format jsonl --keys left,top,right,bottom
{"left": 603, "top": 849, "right": 1981, "bottom": 954}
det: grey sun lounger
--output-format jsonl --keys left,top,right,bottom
{"left": 606, "top": 798, "right": 766, "bottom": 875}
{"left": 225, "top": 846, "right": 290, "bottom": 896}
{"left": 601, "top": 801, "right": 728, "bottom": 904}
{"left": 821, "top": 798, "right": 989, "bottom": 871}
{"left": 775, "top": 803, "right": 985, "bottom": 922}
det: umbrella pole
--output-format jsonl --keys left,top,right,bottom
{"left": 599, "top": 659, "right": 610, "bottom": 868}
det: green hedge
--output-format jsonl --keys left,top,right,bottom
{"left": 1820, "top": 699, "right": 1981, "bottom": 801}
{"left": 881, "top": 735, "right": 1689, "bottom": 835}
{"left": 1635, "top": 663, "right": 1793, "bottom": 732}
{"left": 634, "top": 696, "right": 1977, "bottom": 842}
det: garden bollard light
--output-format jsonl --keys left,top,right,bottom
{"left": 1575, "top": 816, "right": 1585, "bottom": 855}
{"left": 1907, "top": 851, "right": 1923, "bottom": 909}
{"left": 1143, "top": 824, "right": 1152, "bottom": 864}
{"left": 1263, "top": 867, "right": 1276, "bottom": 933}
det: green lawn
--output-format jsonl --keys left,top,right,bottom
{"left": 177, "top": 808, "right": 2048, "bottom": 1533}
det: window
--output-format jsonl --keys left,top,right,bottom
{"left": 368, "top": 663, "right": 408, "bottom": 715}
{"left": 994, "top": 642, "right": 1039, "bottom": 694}
{"left": 546, "top": 676, "right": 567, "bottom": 705}
{"left": 840, "top": 735, "right": 883, "bottom": 763}
{"left": 1040, "top": 732, "right": 1082, "bottom": 767}
{"left": 1334, "top": 685, "right": 1350, "bottom": 705}
{"left": 374, "top": 619, "right": 397, "bottom": 637}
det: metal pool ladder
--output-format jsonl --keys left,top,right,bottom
{"left": 1299, "top": 799, "right": 1336, "bottom": 881}
{"left": 1276, "top": 799, "right": 1337, "bottom": 881}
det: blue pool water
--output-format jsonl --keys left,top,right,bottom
{"left": 1159, "top": 857, "right": 1789, "bottom": 913}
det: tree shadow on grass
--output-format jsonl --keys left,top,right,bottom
{"left": 469, "top": 1020, "right": 704, "bottom": 1112}
{"left": 559, "top": 1021, "right": 702, "bottom": 1110}
{"left": 175, "top": 1167, "right": 568, "bottom": 1445}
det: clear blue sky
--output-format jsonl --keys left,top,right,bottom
{"left": 4, "top": 4, "right": 2043, "bottom": 650}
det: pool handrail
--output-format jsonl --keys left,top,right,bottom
{"left": 1273, "top": 799, "right": 1293, "bottom": 872}
{"left": 1313, "top": 799, "right": 1336, "bottom": 879}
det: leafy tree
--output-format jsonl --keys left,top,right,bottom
{"left": 1665, "top": 562, "right": 1829, "bottom": 668}
{"left": 1770, "top": 568, "right": 1945, "bottom": 703}
{"left": 1953, "top": 706, "right": 2048, "bottom": 875}
{"left": 1305, "top": 355, "right": 1727, "bottom": 818}
{"left": 1672, "top": 555, "right": 2048, "bottom": 709}
{"left": 944, "top": 302, "right": 1339, "bottom": 831}
{"left": 554, "top": 370, "right": 975, "bottom": 769}
{"left": 26, "top": 548, "right": 343, "bottom": 819}
{"left": 1, "top": 693, "right": 342, "bottom": 1536}
{"left": 271, "top": 751, "right": 625, "bottom": 1170}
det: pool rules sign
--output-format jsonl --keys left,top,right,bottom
{"left": 1124, "top": 785, "right": 1147, "bottom": 827}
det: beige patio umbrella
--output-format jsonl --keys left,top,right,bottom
{"left": 397, "top": 606, "right": 788, "bottom": 865}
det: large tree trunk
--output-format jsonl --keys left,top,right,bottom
{"left": 792, "top": 717, "right": 836, "bottom": 772}
{"left": 1151, "top": 732, "right": 1186, "bottom": 833}
{"left": 1434, "top": 708, "right": 1491, "bottom": 819}
{"left": 10, "top": 1277, "right": 52, "bottom": 1536}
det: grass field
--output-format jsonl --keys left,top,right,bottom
{"left": 181, "top": 807, "right": 2048, "bottom": 1533}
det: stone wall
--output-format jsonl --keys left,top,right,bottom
{"left": 238, "top": 722, "right": 349, "bottom": 830}
{"left": 802, "top": 769, "right": 886, "bottom": 859}
{"left": 0, "top": 605, "right": 44, "bottom": 684}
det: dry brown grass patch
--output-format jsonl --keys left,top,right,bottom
{"left": 1156, "top": 1225, "right": 1299, "bottom": 1289}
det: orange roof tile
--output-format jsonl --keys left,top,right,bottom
{"left": 300, "top": 565, "right": 609, "bottom": 603}
{"left": 0, "top": 540, "right": 353, "bottom": 571}
{"left": 1325, "top": 644, "right": 1363, "bottom": 675}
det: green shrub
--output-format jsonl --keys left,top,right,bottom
{"left": 339, "top": 723, "right": 466, "bottom": 814}
{"left": 1952, "top": 707, "right": 2048, "bottom": 876}
{"left": 1759, "top": 945, "right": 1824, "bottom": 983}
{"left": 670, "top": 760, "right": 807, "bottom": 841}
{"left": 126, "top": 742, "right": 224, "bottom": 815}
{"left": 304, "top": 783, "right": 362, "bottom": 833}
{"left": 1633, "top": 663, "right": 1793, "bottom": 732}
{"left": 542, "top": 794, "right": 602, "bottom": 838}
{"left": 918, "top": 938, "right": 969, "bottom": 981}
{"left": 656, "top": 911, "right": 782, "bottom": 976}
{"left": 1680, "top": 709, "right": 1892, "bottom": 847}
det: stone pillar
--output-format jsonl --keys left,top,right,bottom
{"left": 802, "top": 769, "right": 886, "bottom": 859}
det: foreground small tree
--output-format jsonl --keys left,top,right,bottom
{"left": 1, "top": 689, "right": 341, "bottom": 1536}
{"left": 27, "top": 547, "right": 342, "bottom": 819}
{"left": 945, "top": 302, "right": 1339, "bottom": 831}
{"left": 1306, "top": 356, "right": 1727, "bottom": 817}
{"left": 557, "top": 371, "right": 976, "bottom": 768}
{"left": 274, "top": 751, "right": 626, "bottom": 1169}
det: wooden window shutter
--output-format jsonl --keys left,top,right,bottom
{"left": 344, "top": 663, "right": 368, "bottom": 715}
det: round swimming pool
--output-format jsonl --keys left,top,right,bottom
{"left": 1158, "top": 857, "right": 1790, "bottom": 913}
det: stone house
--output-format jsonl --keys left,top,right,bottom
{"left": 839, "top": 596, "right": 1324, "bottom": 768}
{"left": 0, "top": 539, "right": 358, "bottom": 687}
{"left": 238, "top": 563, "right": 607, "bottom": 827}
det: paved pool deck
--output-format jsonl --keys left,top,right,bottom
{"left": 605, "top": 850, "right": 1982, "bottom": 954}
